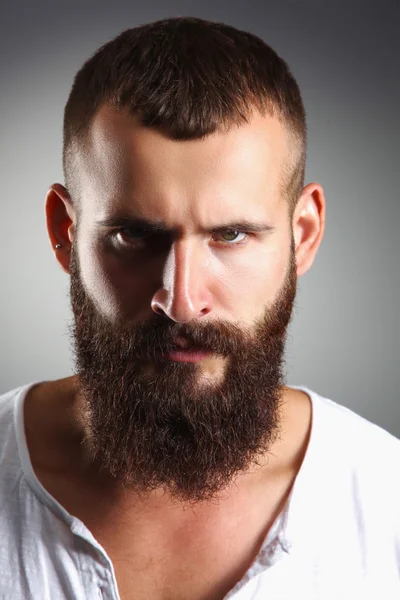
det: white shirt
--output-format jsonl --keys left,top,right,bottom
{"left": 0, "top": 380, "right": 399, "bottom": 600}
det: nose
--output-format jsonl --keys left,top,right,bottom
{"left": 151, "top": 239, "right": 213, "bottom": 323}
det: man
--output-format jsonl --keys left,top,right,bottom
{"left": 0, "top": 15, "right": 399, "bottom": 600}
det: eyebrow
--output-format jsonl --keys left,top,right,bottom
{"left": 95, "top": 215, "right": 276, "bottom": 235}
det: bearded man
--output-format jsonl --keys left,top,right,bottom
{"left": 0, "top": 16, "right": 399, "bottom": 600}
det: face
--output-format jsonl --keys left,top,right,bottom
{"left": 67, "top": 106, "right": 299, "bottom": 504}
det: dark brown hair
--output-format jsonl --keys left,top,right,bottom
{"left": 63, "top": 16, "right": 307, "bottom": 219}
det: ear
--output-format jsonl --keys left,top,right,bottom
{"left": 45, "top": 183, "right": 76, "bottom": 274}
{"left": 292, "top": 182, "right": 326, "bottom": 277}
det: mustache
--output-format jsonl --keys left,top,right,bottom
{"left": 111, "top": 317, "right": 253, "bottom": 359}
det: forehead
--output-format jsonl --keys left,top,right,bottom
{"left": 78, "top": 104, "right": 288, "bottom": 218}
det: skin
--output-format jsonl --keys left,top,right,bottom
{"left": 33, "top": 105, "right": 326, "bottom": 599}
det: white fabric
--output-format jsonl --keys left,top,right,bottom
{"left": 0, "top": 380, "right": 399, "bottom": 600}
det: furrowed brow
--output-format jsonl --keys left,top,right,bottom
{"left": 206, "top": 221, "right": 275, "bottom": 234}
{"left": 96, "top": 216, "right": 169, "bottom": 232}
{"left": 95, "top": 215, "right": 275, "bottom": 235}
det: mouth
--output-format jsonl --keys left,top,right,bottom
{"left": 161, "top": 337, "right": 212, "bottom": 363}
{"left": 161, "top": 348, "right": 213, "bottom": 363}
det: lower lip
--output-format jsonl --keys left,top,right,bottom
{"left": 162, "top": 350, "right": 212, "bottom": 363}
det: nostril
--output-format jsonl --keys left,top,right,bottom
{"left": 152, "top": 304, "right": 166, "bottom": 316}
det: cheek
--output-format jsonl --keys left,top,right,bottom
{"left": 210, "top": 241, "right": 290, "bottom": 318}
{"left": 78, "top": 237, "right": 163, "bottom": 322}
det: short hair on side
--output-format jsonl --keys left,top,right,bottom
{"left": 63, "top": 16, "right": 307, "bottom": 221}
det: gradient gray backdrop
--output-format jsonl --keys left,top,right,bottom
{"left": 1, "top": 0, "right": 399, "bottom": 436}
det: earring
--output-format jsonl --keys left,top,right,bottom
{"left": 55, "top": 244, "right": 62, "bottom": 249}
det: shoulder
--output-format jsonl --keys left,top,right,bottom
{"left": 0, "top": 383, "right": 33, "bottom": 486}
{"left": 291, "top": 385, "right": 400, "bottom": 460}
{"left": 309, "top": 388, "right": 400, "bottom": 458}
{"left": 304, "top": 387, "right": 400, "bottom": 520}
{"left": 0, "top": 384, "right": 26, "bottom": 431}
{"left": 0, "top": 381, "right": 44, "bottom": 463}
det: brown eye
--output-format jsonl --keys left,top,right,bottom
{"left": 108, "top": 227, "right": 172, "bottom": 253}
{"left": 120, "top": 227, "right": 149, "bottom": 240}
{"left": 106, "top": 227, "right": 150, "bottom": 250}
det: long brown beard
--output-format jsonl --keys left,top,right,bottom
{"left": 68, "top": 241, "right": 297, "bottom": 504}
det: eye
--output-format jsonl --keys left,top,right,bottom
{"left": 212, "top": 230, "right": 249, "bottom": 246}
{"left": 109, "top": 227, "right": 153, "bottom": 246}
{"left": 119, "top": 227, "right": 149, "bottom": 240}
{"left": 107, "top": 227, "right": 250, "bottom": 251}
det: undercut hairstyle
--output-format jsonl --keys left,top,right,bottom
{"left": 63, "top": 16, "right": 307, "bottom": 221}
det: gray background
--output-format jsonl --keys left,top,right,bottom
{"left": 1, "top": 1, "right": 399, "bottom": 436}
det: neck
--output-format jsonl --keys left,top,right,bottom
{"left": 24, "top": 376, "right": 311, "bottom": 513}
